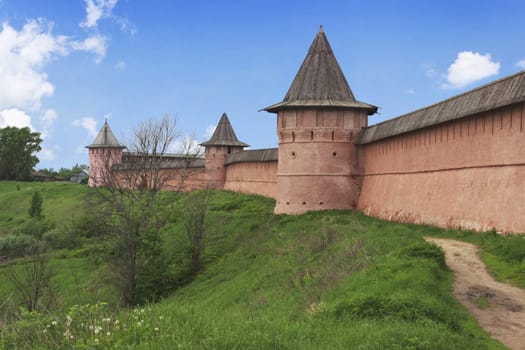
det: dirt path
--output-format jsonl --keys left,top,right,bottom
{"left": 425, "top": 238, "right": 525, "bottom": 350}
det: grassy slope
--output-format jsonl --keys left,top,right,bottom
{"left": 0, "top": 181, "right": 117, "bottom": 312}
{"left": 0, "top": 181, "right": 87, "bottom": 234}
{"left": 136, "top": 192, "right": 505, "bottom": 349}
{"left": 1, "top": 182, "right": 521, "bottom": 349}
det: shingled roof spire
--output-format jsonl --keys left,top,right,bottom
{"left": 264, "top": 28, "right": 377, "bottom": 114}
{"left": 86, "top": 120, "right": 125, "bottom": 149}
{"left": 200, "top": 113, "right": 249, "bottom": 147}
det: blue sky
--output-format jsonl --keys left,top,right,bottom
{"left": 0, "top": 0, "right": 524, "bottom": 170}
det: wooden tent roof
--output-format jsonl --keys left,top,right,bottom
{"left": 359, "top": 70, "right": 525, "bottom": 144}
{"left": 224, "top": 148, "right": 278, "bottom": 165}
{"left": 264, "top": 26, "right": 377, "bottom": 114}
{"left": 86, "top": 121, "right": 125, "bottom": 149}
{"left": 200, "top": 113, "right": 249, "bottom": 147}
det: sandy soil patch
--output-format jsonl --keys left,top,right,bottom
{"left": 425, "top": 238, "right": 525, "bottom": 350}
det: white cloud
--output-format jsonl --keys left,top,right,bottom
{"left": 0, "top": 19, "right": 109, "bottom": 132}
{"left": 71, "top": 35, "right": 107, "bottom": 63}
{"left": 115, "top": 17, "right": 137, "bottom": 36}
{"left": 516, "top": 59, "right": 525, "bottom": 70}
{"left": 169, "top": 134, "right": 203, "bottom": 155}
{"left": 0, "top": 108, "right": 33, "bottom": 128}
{"left": 80, "top": 0, "right": 118, "bottom": 28}
{"left": 0, "top": 20, "right": 68, "bottom": 112}
{"left": 39, "top": 108, "right": 58, "bottom": 137}
{"left": 442, "top": 51, "right": 500, "bottom": 89}
{"left": 204, "top": 124, "right": 216, "bottom": 139}
{"left": 404, "top": 88, "right": 416, "bottom": 95}
{"left": 425, "top": 67, "right": 437, "bottom": 78}
{"left": 40, "top": 108, "right": 57, "bottom": 126}
{"left": 38, "top": 147, "right": 57, "bottom": 161}
{"left": 73, "top": 116, "right": 98, "bottom": 137}
{"left": 75, "top": 144, "right": 88, "bottom": 154}
{"left": 115, "top": 60, "right": 125, "bottom": 70}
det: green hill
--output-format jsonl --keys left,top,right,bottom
{"left": 1, "top": 182, "right": 523, "bottom": 349}
{"left": 0, "top": 181, "right": 87, "bottom": 234}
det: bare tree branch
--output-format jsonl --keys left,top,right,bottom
{"left": 90, "top": 115, "right": 204, "bottom": 306}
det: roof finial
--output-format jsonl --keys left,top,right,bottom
{"left": 319, "top": 24, "right": 323, "bottom": 33}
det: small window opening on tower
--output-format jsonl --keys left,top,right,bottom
{"left": 292, "top": 131, "right": 295, "bottom": 142}
{"left": 291, "top": 151, "right": 296, "bottom": 158}
{"left": 332, "top": 151, "right": 337, "bottom": 157}
{"left": 311, "top": 130, "right": 314, "bottom": 141}
{"left": 228, "top": 146, "right": 232, "bottom": 154}
{"left": 302, "top": 201, "right": 307, "bottom": 205}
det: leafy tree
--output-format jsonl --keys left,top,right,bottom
{"left": 28, "top": 192, "right": 44, "bottom": 220}
{"left": 38, "top": 164, "right": 88, "bottom": 180}
{"left": 0, "top": 127, "right": 42, "bottom": 181}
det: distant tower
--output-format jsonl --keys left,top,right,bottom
{"left": 200, "top": 113, "right": 249, "bottom": 189}
{"left": 86, "top": 120, "right": 126, "bottom": 187}
{"left": 264, "top": 27, "right": 377, "bottom": 214}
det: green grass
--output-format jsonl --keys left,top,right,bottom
{"left": 0, "top": 181, "right": 88, "bottom": 234}
{"left": 1, "top": 183, "right": 522, "bottom": 349}
{"left": 0, "top": 253, "right": 119, "bottom": 314}
{"left": 125, "top": 206, "right": 503, "bottom": 349}
{"left": 424, "top": 227, "right": 525, "bottom": 288}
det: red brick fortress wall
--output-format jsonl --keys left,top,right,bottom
{"left": 223, "top": 161, "right": 277, "bottom": 198}
{"left": 275, "top": 109, "right": 367, "bottom": 214}
{"left": 358, "top": 102, "right": 525, "bottom": 233}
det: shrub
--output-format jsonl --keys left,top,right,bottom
{"left": 42, "top": 227, "right": 81, "bottom": 250}
{"left": 71, "top": 214, "right": 108, "bottom": 239}
{"left": 14, "top": 219, "right": 52, "bottom": 240}
{"left": 0, "top": 234, "right": 35, "bottom": 259}
{"left": 28, "top": 192, "right": 44, "bottom": 220}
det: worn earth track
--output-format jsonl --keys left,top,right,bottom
{"left": 425, "top": 238, "right": 525, "bottom": 350}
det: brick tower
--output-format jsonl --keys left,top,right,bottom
{"left": 200, "top": 113, "right": 248, "bottom": 189}
{"left": 86, "top": 120, "right": 125, "bottom": 187}
{"left": 264, "top": 27, "right": 377, "bottom": 214}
